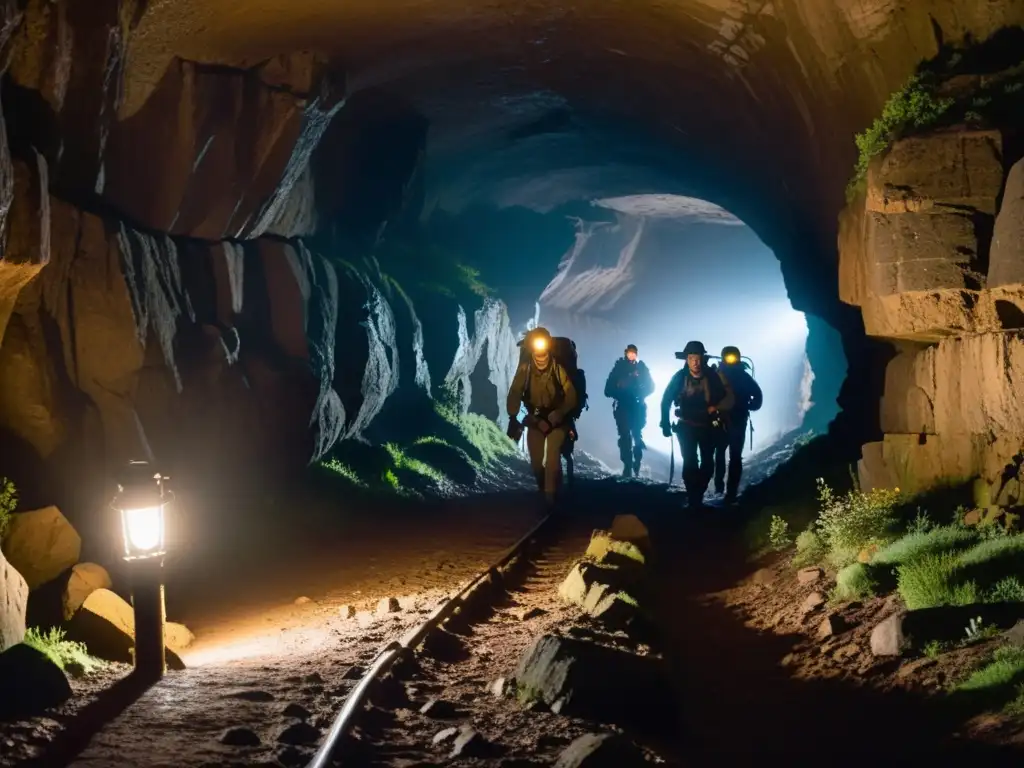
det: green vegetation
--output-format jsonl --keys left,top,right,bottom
{"left": 23, "top": 627, "right": 104, "bottom": 675}
{"left": 454, "top": 263, "right": 492, "bottom": 298}
{"left": 954, "top": 645, "right": 1024, "bottom": 714}
{"left": 616, "top": 591, "right": 640, "bottom": 608}
{"left": 846, "top": 33, "right": 1024, "bottom": 202}
{"left": 0, "top": 476, "right": 16, "bottom": 537}
{"left": 381, "top": 468, "right": 401, "bottom": 491}
{"left": 847, "top": 73, "right": 954, "bottom": 201}
{"left": 766, "top": 467, "right": 1024, "bottom": 714}
{"left": 792, "top": 528, "right": 827, "bottom": 569}
{"left": 768, "top": 515, "right": 792, "bottom": 552}
{"left": 434, "top": 386, "right": 519, "bottom": 467}
{"left": 383, "top": 443, "right": 447, "bottom": 487}
{"left": 815, "top": 479, "right": 902, "bottom": 569}
{"left": 322, "top": 459, "right": 366, "bottom": 487}
{"left": 832, "top": 562, "right": 878, "bottom": 602}
{"left": 317, "top": 383, "right": 521, "bottom": 499}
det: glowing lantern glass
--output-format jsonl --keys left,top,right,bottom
{"left": 113, "top": 463, "right": 169, "bottom": 561}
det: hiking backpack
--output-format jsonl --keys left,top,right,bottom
{"left": 517, "top": 336, "right": 589, "bottom": 420}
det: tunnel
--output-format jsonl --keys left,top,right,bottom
{"left": 2, "top": 1, "right": 1024, "bottom": 765}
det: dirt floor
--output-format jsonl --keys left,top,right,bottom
{"left": 4, "top": 449, "right": 1024, "bottom": 767}
{"left": 350, "top": 513, "right": 670, "bottom": 767}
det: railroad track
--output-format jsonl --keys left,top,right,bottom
{"left": 306, "top": 511, "right": 603, "bottom": 767}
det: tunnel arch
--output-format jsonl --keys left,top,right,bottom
{"left": 118, "top": 0, "right": 1024, "bottom": 449}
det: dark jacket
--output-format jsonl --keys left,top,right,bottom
{"left": 604, "top": 358, "right": 655, "bottom": 403}
{"left": 718, "top": 363, "right": 762, "bottom": 419}
{"left": 507, "top": 360, "right": 578, "bottom": 421}
{"left": 660, "top": 366, "right": 735, "bottom": 427}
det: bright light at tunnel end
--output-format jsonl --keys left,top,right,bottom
{"left": 638, "top": 304, "right": 810, "bottom": 456}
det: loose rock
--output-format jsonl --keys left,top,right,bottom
{"left": 801, "top": 592, "right": 825, "bottom": 614}
{"left": 294, "top": 596, "right": 312, "bottom": 606}
{"left": 220, "top": 726, "right": 262, "bottom": 746}
{"left": 282, "top": 703, "right": 312, "bottom": 720}
{"left": 0, "top": 644, "right": 73, "bottom": 719}
{"left": 338, "top": 604, "right": 356, "bottom": 619}
{"left": 1006, "top": 620, "right": 1024, "bottom": 647}
{"left": 554, "top": 732, "right": 648, "bottom": 767}
{"left": 62, "top": 562, "right": 113, "bottom": 620}
{"left": 377, "top": 596, "right": 401, "bottom": 614}
{"left": 2, "top": 506, "right": 81, "bottom": 590}
{"left": 870, "top": 613, "right": 906, "bottom": 656}
{"left": 797, "top": 567, "right": 822, "bottom": 585}
{"left": 277, "top": 721, "right": 320, "bottom": 746}
{"left": 432, "top": 726, "right": 459, "bottom": 746}
{"left": 450, "top": 725, "right": 489, "bottom": 758}
{"left": 514, "top": 634, "right": 672, "bottom": 730}
{"left": 512, "top": 606, "right": 546, "bottom": 622}
{"left": 0, "top": 547, "right": 28, "bottom": 651}
{"left": 488, "top": 677, "right": 511, "bottom": 697}
{"left": 419, "top": 697, "right": 459, "bottom": 718}
{"left": 750, "top": 568, "right": 777, "bottom": 586}
{"left": 818, "top": 614, "right": 845, "bottom": 639}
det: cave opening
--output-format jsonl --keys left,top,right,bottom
{"left": 442, "top": 193, "right": 848, "bottom": 480}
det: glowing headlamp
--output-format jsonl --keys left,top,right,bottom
{"left": 724, "top": 354, "right": 739, "bottom": 364}
{"left": 532, "top": 337, "right": 548, "bottom": 353}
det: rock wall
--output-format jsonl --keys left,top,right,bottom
{"left": 840, "top": 128, "right": 1024, "bottom": 505}
{"left": 0, "top": 1, "right": 519, "bottom": 533}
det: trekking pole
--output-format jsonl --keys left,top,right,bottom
{"left": 668, "top": 425, "right": 676, "bottom": 487}
{"left": 749, "top": 418, "right": 754, "bottom": 452}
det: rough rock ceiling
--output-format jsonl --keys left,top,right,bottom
{"left": 124, "top": 0, "right": 1024, "bottom": 320}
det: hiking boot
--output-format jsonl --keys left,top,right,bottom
{"left": 632, "top": 460, "right": 642, "bottom": 477}
{"left": 621, "top": 465, "right": 633, "bottom": 478}
{"left": 714, "top": 483, "right": 725, "bottom": 496}
{"left": 724, "top": 490, "right": 738, "bottom": 505}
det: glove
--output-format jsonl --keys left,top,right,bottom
{"left": 661, "top": 422, "right": 672, "bottom": 438}
{"left": 548, "top": 410, "right": 564, "bottom": 427}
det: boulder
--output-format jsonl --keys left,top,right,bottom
{"left": 513, "top": 634, "right": 673, "bottom": 732}
{"left": 554, "top": 732, "right": 648, "bottom": 768}
{"left": 584, "top": 532, "right": 646, "bottom": 568}
{"left": 62, "top": 562, "right": 113, "bottom": 620}
{"left": 796, "top": 567, "right": 822, "bottom": 585}
{"left": 2, "top": 506, "right": 81, "bottom": 590}
{"left": 801, "top": 592, "right": 825, "bottom": 614}
{"left": 64, "top": 589, "right": 185, "bottom": 670}
{"left": 870, "top": 613, "right": 906, "bottom": 657}
{"left": 609, "top": 514, "right": 652, "bottom": 555}
{"left": 1, "top": 548, "right": 29, "bottom": 652}
{"left": 0, "top": 643, "right": 73, "bottom": 720}
{"left": 987, "top": 155, "right": 1024, "bottom": 288}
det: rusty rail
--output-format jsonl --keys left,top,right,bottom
{"left": 305, "top": 510, "right": 554, "bottom": 768}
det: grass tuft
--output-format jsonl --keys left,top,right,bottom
{"left": 23, "top": 627, "right": 104, "bottom": 675}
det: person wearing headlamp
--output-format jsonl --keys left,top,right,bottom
{"left": 506, "top": 327, "right": 579, "bottom": 510}
{"left": 714, "top": 345, "right": 763, "bottom": 504}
